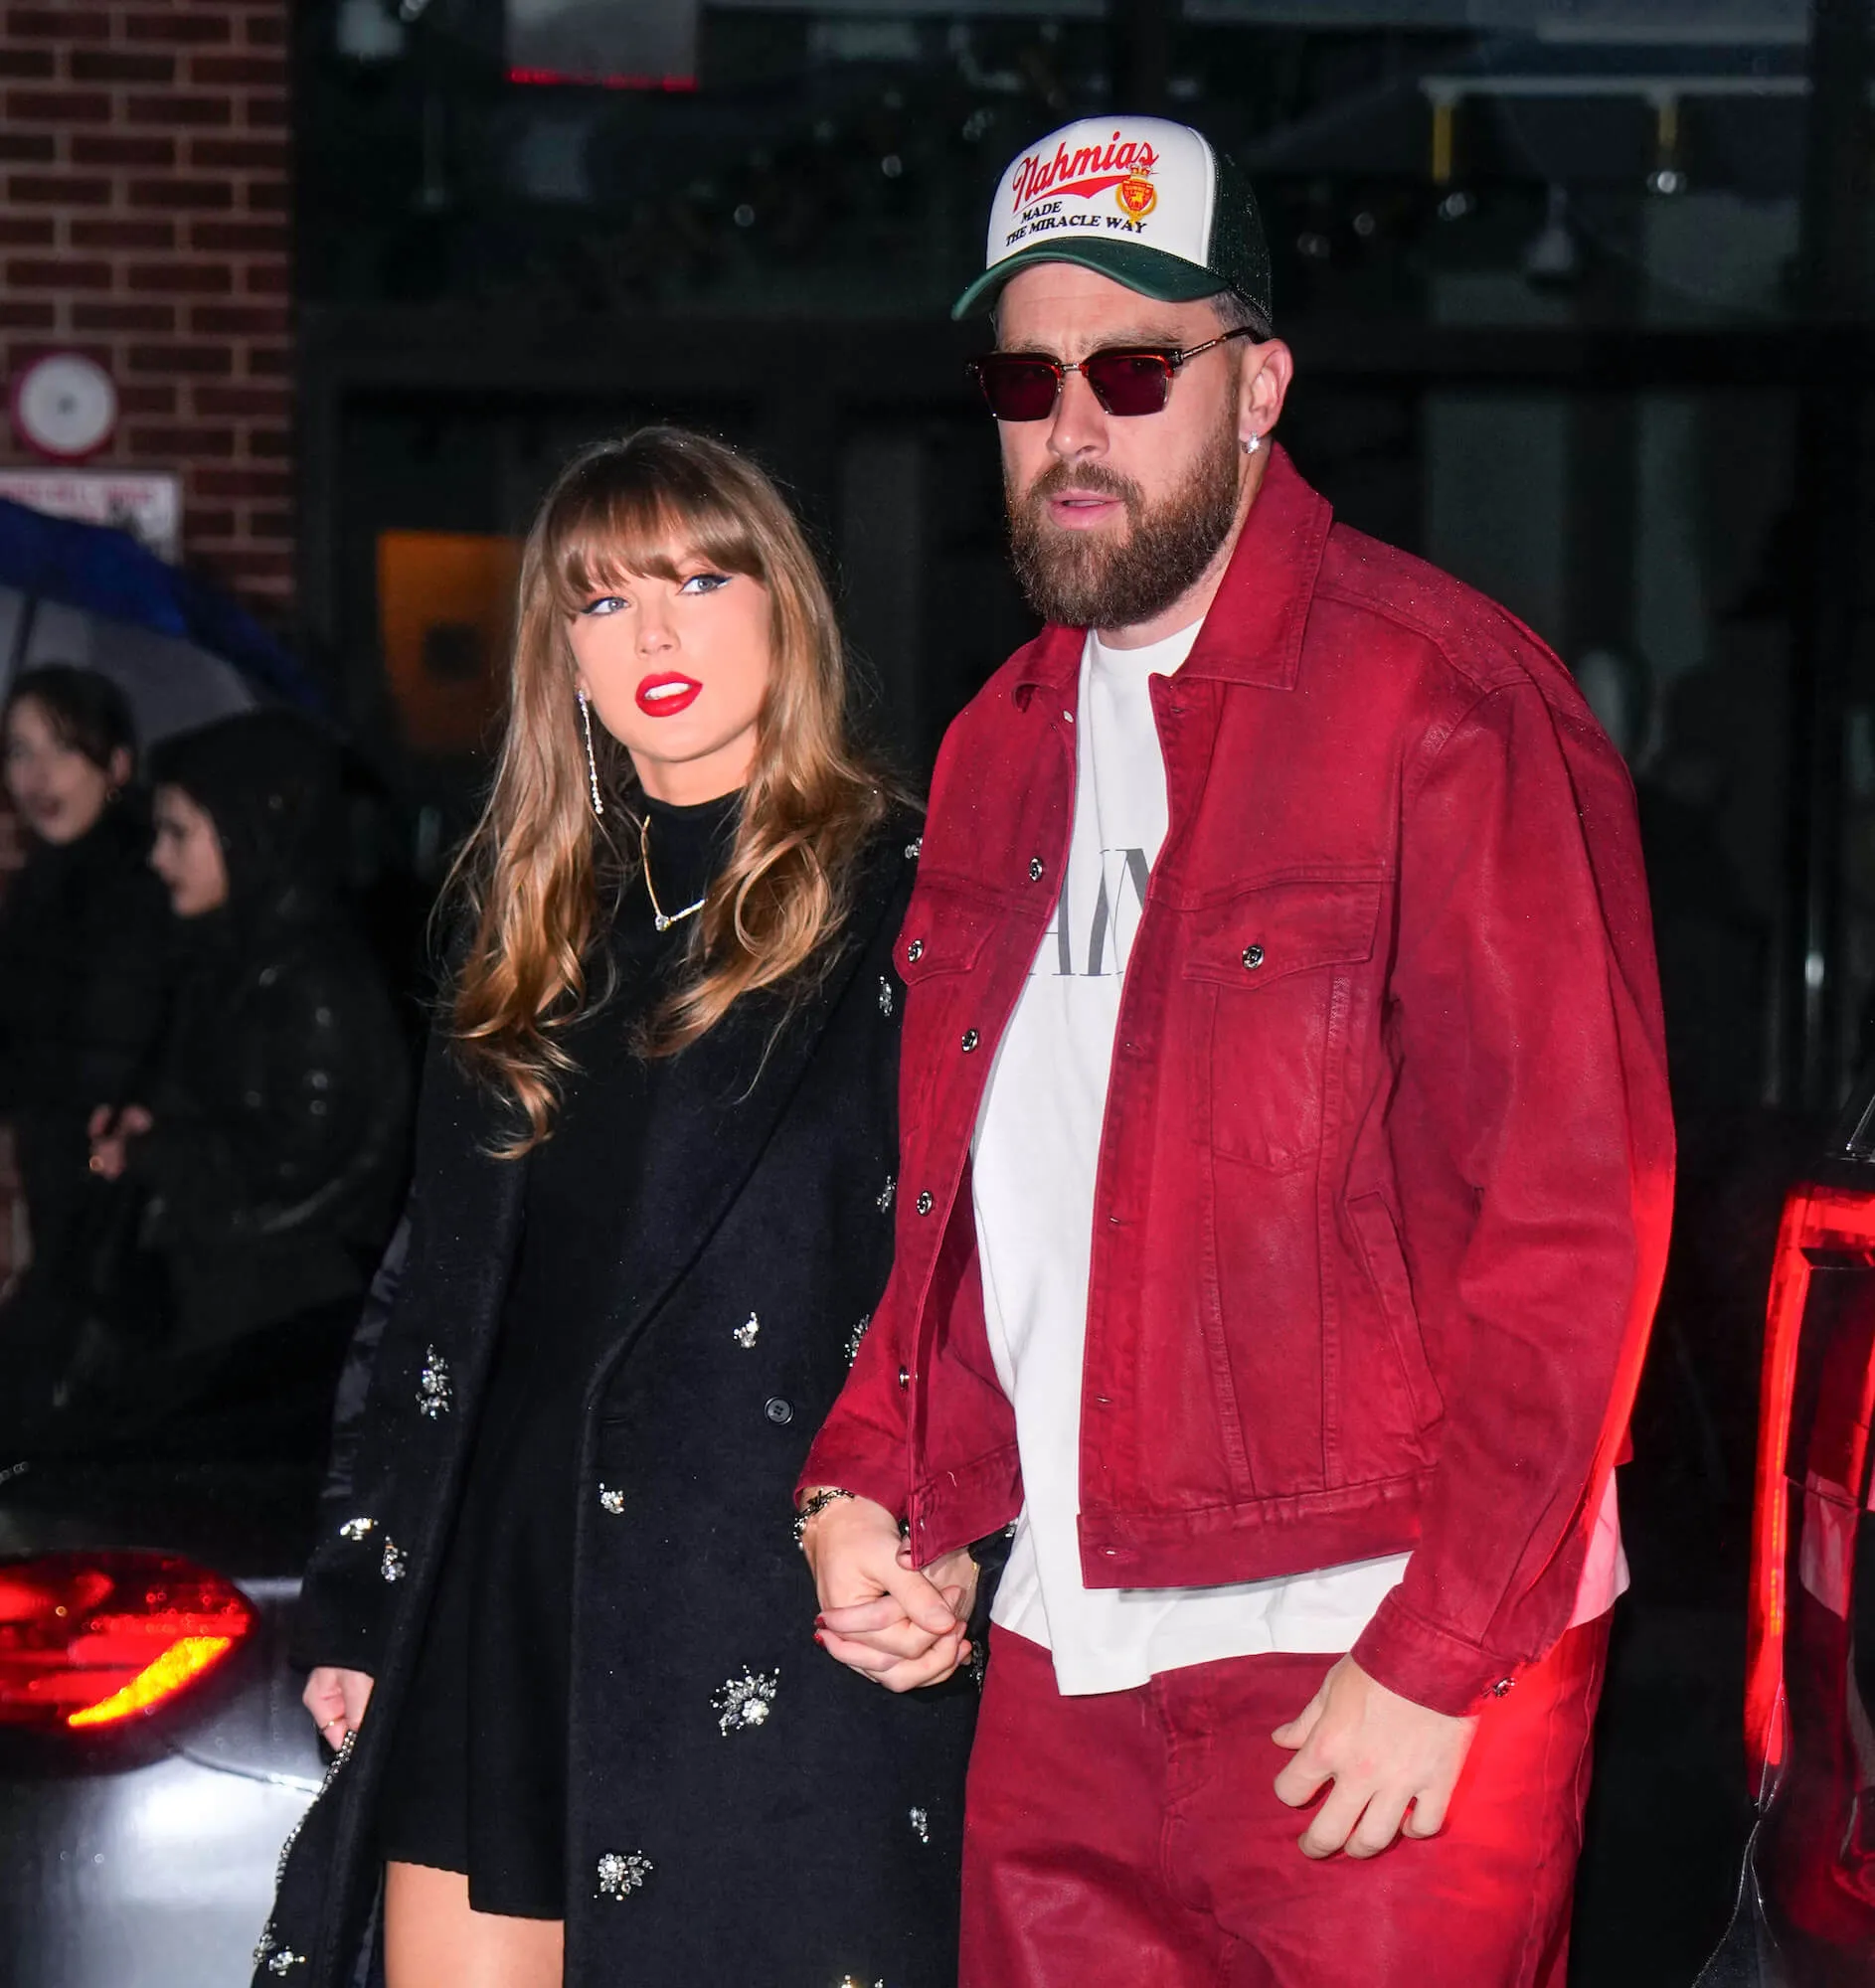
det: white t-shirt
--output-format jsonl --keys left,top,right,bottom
{"left": 970, "top": 623, "right": 1626, "bottom": 1698}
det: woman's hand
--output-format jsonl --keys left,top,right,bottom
{"left": 303, "top": 1665, "right": 374, "bottom": 1749}
{"left": 86, "top": 1102, "right": 151, "bottom": 1180}
{"left": 802, "top": 1491, "right": 976, "bottom": 1692}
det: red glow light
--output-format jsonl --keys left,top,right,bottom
{"left": 507, "top": 68, "right": 695, "bottom": 92}
{"left": 1745, "top": 1185, "right": 1875, "bottom": 1791}
{"left": 0, "top": 1552, "right": 255, "bottom": 1734}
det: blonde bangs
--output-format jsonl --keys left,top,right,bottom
{"left": 541, "top": 451, "right": 768, "bottom": 620}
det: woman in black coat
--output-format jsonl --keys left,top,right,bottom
{"left": 0, "top": 666, "right": 170, "bottom": 1418}
{"left": 258, "top": 429, "right": 975, "bottom": 1988}
{"left": 88, "top": 710, "right": 410, "bottom": 1436}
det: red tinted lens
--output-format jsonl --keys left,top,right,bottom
{"left": 974, "top": 356, "right": 1063, "bottom": 421}
{"left": 1083, "top": 350, "right": 1175, "bottom": 416}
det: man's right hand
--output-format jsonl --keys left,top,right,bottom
{"left": 303, "top": 1665, "right": 374, "bottom": 1748}
{"left": 800, "top": 1491, "right": 972, "bottom": 1693}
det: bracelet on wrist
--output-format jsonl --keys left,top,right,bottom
{"left": 793, "top": 1486, "right": 855, "bottom": 1546}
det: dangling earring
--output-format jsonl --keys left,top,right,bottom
{"left": 577, "top": 690, "right": 604, "bottom": 819}
{"left": 1242, "top": 432, "right": 1262, "bottom": 456}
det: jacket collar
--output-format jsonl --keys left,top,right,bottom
{"left": 1014, "top": 441, "right": 1334, "bottom": 697}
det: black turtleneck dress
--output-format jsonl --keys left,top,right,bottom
{"left": 378, "top": 790, "right": 742, "bottom": 1916}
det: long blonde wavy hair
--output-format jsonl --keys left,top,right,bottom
{"left": 446, "top": 427, "right": 895, "bottom": 1154}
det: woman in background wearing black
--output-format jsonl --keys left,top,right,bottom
{"left": 87, "top": 710, "right": 410, "bottom": 1442}
{"left": 0, "top": 665, "right": 170, "bottom": 1428}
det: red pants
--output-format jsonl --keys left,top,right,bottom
{"left": 961, "top": 1617, "right": 1611, "bottom": 1988}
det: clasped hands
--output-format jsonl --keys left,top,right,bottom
{"left": 800, "top": 1488, "right": 977, "bottom": 1693}
{"left": 802, "top": 1492, "right": 1478, "bottom": 1859}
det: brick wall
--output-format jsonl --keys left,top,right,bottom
{"left": 0, "top": 1, "right": 293, "bottom": 613}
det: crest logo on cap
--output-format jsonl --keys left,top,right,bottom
{"left": 1116, "top": 174, "right": 1157, "bottom": 220}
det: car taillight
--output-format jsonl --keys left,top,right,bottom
{"left": 0, "top": 1551, "right": 256, "bottom": 1734}
{"left": 1746, "top": 1184, "right": 1875, "bottom": 1793}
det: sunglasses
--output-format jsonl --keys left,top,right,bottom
{"left": 966, "top": 327, "right": 1257, "bottom": 422}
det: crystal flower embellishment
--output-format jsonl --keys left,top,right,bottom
{"left": 712, "top": 1667, "right": 778, "bottom": 1736}
{"left": 417, "top": 1346, "right": 451, "bottom": 1419}
{"left": 876, "top": 1177, "right": 896, "bottom": 1213}
{"left": 253, "top": 1928, "right": 305, "bottom": 1974}
{"left": 845, "top": 1314, "right": 871, "bottom": 1365}
{"left": 733, "top": 1312, "right": 761, "bottom": 1349}
{"left": 596, "top": 1850, "right": 653, "bottom": 1899}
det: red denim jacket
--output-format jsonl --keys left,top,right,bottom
{"left": 801, "top": 446, "right": 1674, "bottom": 1715}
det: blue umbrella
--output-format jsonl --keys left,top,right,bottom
{"left": 0, "top": 497, "right": 327, "bottom": 733}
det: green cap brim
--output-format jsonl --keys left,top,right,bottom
{"left": 951, "top": 239, "right": 1232, "bottom": 321}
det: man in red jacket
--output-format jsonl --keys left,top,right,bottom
{"left": 798, "top": 115, "right": 1673, "bottom": 1988}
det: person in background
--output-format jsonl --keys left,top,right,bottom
{"left": 87, "top": 709, "right": 410, "bottom": 1441}
{"left": 0, "top": 665, "right": 171, "bottom": 1425}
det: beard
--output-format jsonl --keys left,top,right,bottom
{"left": 1005, "top": 415, "right": 1244, "bottom": 630}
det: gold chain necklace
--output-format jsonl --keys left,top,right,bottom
{"left": 638, "top": 812, "right": 707, "bottom": 933}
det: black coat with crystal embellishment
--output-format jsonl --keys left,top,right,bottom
{"left": 254, "top": 818, "right": 974, "bottom": 1988}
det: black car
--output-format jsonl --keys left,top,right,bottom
{"left": 1705, "top": 1077, "right": 1875, "bottom": 1984}
{"left": 0, "top": 1428, "right": 331, "bottom": 1985}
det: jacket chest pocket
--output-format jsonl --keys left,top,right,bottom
{"left": 1182, "top": 882, "right": 1381, "bottom": 1172}
{"left": 894, "top": 879, "right": 1007, "bottom": 1115}
{"left": 896, "top": 882, "right": 1003, "bottom": 1008}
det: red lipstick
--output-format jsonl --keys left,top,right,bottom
{"left": 634, "top": 672, "right": 703, "bottom": 718}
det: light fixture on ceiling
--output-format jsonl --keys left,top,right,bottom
{"left": 1523, "top": 183, "right": 1580, "bottom": 286}
{"left": 1646, "top": 92, "right": 1688, "bottom": 195}
{"left": 336, "top": 0, "right": 405, "bottom": 62}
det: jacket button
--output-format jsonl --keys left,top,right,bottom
{"left": 1242, "top": 943, "right": 1266, "bottom": 969}
{"left": 1029, "top": 857, "right": 1045, "bottom": 882}
{"left": 906, "top": 938, "right": 925, "bottom": 964}
{"left": 764, "top": 1398, "right": 792, "bottom": 1425}
{"left": 916, "top": 1191, "right": 934, "bottom": 1216}
{"left": 898, "top": 1366, "right": 911, "bottom": 1390}
{"left": 961, "top": 1029, "right": 979, "bottom": 1052}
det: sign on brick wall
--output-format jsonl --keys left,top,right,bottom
{"left": 0, "top": 465, "right": 180, "bottom": 560}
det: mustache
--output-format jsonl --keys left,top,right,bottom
{"left": 1014, "top": 458, "right": 1145, "bottom": 514}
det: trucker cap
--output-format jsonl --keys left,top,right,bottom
{"left": 951, "top": 114, "right": 1274, "bottom": 332}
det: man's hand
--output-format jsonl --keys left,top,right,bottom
{"left": 1272, "top": 1655, "right": 1477, "bottom": 1859}
{"left": 801, "top": 1490, "right": 976, "bottom": 1693}
{"left": 303, "top": 1665, "right": 374, "bottom": 1749}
